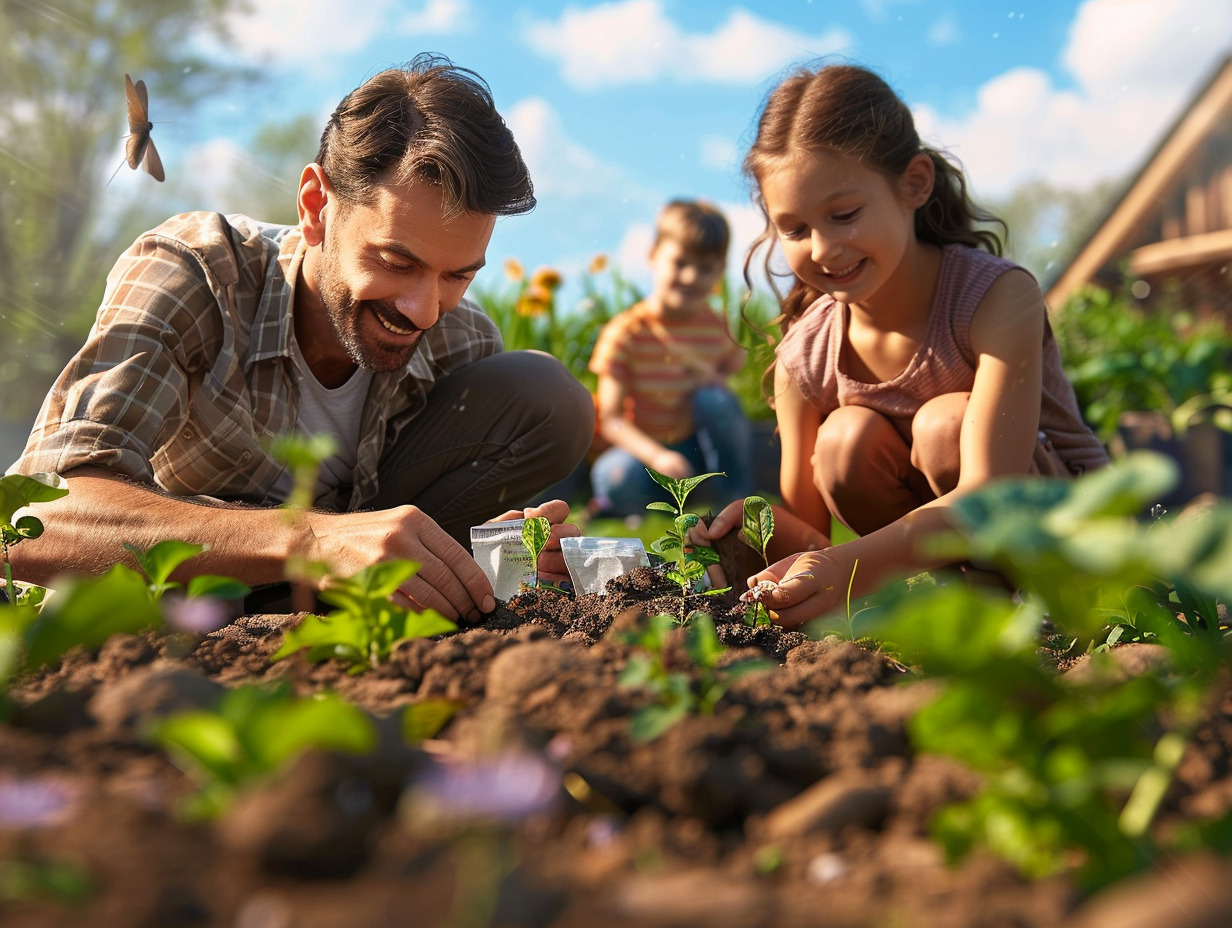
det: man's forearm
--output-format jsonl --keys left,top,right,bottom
{"left": 8, "top": 470, "right": 304, "bottom": 587}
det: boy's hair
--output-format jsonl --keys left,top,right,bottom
{"left": 654, "top": 199, "right": 730, "bottom": 259}
{"left": 316, "top": 53, "right": 535, "bottom": 219}
{"left": 742, "top": 62, "right": 1004, "bottom": 326}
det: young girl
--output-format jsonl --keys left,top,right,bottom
{"left": 696, "top": 62, "right": 1107, "bottom": 627}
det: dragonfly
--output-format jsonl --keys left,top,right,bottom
{"left": 109, "top": 73, "right": 164, "bottom": 184}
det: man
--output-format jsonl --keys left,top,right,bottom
{"left": 7, "top": 55, "right": 593, "bottom": 623}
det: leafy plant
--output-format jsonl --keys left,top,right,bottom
{"left": 519, "top": 516, "right": 552, "bottom": 591}
{"left": 644, "top": 468, "right": 728, "bottom": 617}
{"left": 17, "top": 565, "right": 165, "bottom": 673}
{"left": 1053, "top": 284, "right": 1232, "bottom": 442}
{"left": 271, "top": 559, "right": 456, "bottom": 671}
{"left": 741, "top": 496, "right": 775, "bottom": 627}
{"left": 123, "top": 539, "right": 250, "bottom": 604}
{"left": 149, "top": 683, "right": 377, "bottom": 819}
{"left": 869, "top": 451, "right": 1232, "bottom": 891}
{"left": 268, "top": 431, "right": 340, "bottom": 605}
{"left": 0, "top": 472, "right": 67, "bottom": 608}
{"left": 619, "top": 612, "right": 771, "bottom": 742}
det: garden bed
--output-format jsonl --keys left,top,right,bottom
{"left": 5, "top": 535, "right": 1232, "bottom": 928}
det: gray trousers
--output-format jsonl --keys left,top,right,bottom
{"left": 244, "top": 350, "right": 591, "bottom": 614}
{"left": 369, "top": 349, "right": 593, "bottom": 544}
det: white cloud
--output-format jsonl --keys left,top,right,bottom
{"left": 926, "top": 15, "right": 960, "bottom": 46}
{"left": 219, "top": 0, "right": 394, "bottom": 65}
{"left": 523, "top": 0, "right": 851, "bottom": 89}
{"left": 700, "top": 135, "right": 739, "bottom": 173}
{"left": 504, "top": 97, "right": 627, "bottom": 200}
{"left": 395, "top": 0, "right": 471, "bottom": 34}
{"left": 911, "top": 0, "right": 1232, "bottom": 198}
{"left": 220, "top": 0, "right": 467, "bottom": 66}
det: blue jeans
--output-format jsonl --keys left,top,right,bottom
{"left": 590, "top": 386, "right": 753, "bottom": 518}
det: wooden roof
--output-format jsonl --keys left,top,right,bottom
{"left": 1045, "top": 54, "right": 1232, "bottom": 309}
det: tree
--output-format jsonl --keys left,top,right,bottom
{"left": 0, "top": 0, "right": 255, "bottom": 423}
{"left": 992, "top": 177, "right": 1123, "bottom": 290}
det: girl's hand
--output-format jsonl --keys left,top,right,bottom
{"left": 740, "top": 550, "right": 846, "bottom": 629}
{"left": 684, "top": 498, "right": 746, "bottom": 589}
{"left": 490, "top": 499, "right": 580, "bottom": 584}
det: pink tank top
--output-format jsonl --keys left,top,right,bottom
{"left": 775, "top": 244, "right": 1108, "bottom": 473}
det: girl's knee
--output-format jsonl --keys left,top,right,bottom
{"left": 815, "top": 406, "right": 904, "bottom": 488}
{"left": 910, "top": 393, "right": 968, "bottom": 492}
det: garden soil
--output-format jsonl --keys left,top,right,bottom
{"left": 5, "top": 534, "right": 1232, "bottom": 928}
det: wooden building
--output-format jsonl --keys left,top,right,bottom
{"left": 1046, "top": 54, "right": 1232, "bottom": 318}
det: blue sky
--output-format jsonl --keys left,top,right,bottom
{"left": 111, "top": 0, "right": 1231, "bottom": 301}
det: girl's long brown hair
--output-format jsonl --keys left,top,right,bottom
{"left": 743, "top": 62, "right": 1005, "bottom": 332}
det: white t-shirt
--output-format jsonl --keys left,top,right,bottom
{"left": 272, "top": 330, "right": 372, "bottom": 504}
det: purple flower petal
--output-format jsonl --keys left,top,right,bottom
{"left": 0, "top": 776, "right": 77, "bottom": 828}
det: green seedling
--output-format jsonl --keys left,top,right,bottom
{"left": 271, "top": 559, "right": 456, "bottom": 671}
{"left": 0, "top": 472, "right": 67, "bottom": 609}
{"left": 619, "top": 611, "right": 771, "bottom": 742}
{"left": 149, "top": 682, "right": 377, "bottom": 819}
{"left": 269, "top": 432, "right": 341, "bottom": 608}
{"left": 741, "top": 496, "right": 775, "bottom": 627}
{"left": 520, "top": 516, "right": 552, "bottom": 591}
{"left": 123, "top": 539, "right": 250, "bottom": 604}
{"left": 644, "top": 468, "right": 729, "bottom": 620}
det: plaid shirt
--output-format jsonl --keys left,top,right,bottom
{"left": 10, "top": 211, "right": 502, "bottom": 511}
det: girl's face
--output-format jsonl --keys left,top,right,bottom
{"left": 760, "top": 149, "right": 933, "bottom": 307}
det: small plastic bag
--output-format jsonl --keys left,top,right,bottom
{"left": 470, "top": 519, "right": 535, "bottom": 600}
{"left": 560, "top": 536, "right": 649, "bottom": 594}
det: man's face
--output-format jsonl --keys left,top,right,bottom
{"left": 312, "top": 181, "right": 495, "bottom": 373}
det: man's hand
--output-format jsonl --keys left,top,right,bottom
{"left": 306, "top": 505, "right": 497, "bottom": 624}
{"left": 489, "top": 498, "right": 579, "bottom": 584}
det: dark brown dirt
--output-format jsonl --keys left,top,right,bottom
{"left": 4, "top": 543, "right": 1232, "bottom": 928}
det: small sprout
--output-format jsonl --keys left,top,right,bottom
{"left": 619, "top": 612, "right": 772, "bottom": 741}
{"left": 0, "top": 472, "right": 67, "bottom": 609}
{"left": 520, "top": 516, "right": 552, "bottom": 590}
{"left": 272, "top": 559, "right": 456, "bottom": 671}
{"left": 742, "top": 496, "right": 775, "bottom": 566}
{"left": 644, "top": 467, "right": 727, "bottom": 621}
{"left": 149, "top": 683, "right": 377, "bottom": 820}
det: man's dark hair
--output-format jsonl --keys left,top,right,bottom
{"left": 316, "top": 52, "right": 535, "bottom": 217}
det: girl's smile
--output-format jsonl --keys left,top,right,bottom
{"left": 760, "top": 148, "right": 933, "bottom": 310}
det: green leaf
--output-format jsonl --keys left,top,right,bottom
{"left": 248, "top": 693, "right": 376, "bottom": 769}
{"left": 630, "top": 699, "right": 691, "bottom": 742}
{"left": 742, "top": 496, "right": 774, "bottom": 563}
{"left": 12, "top": 515, "right": 44, "bottom": 541}
{"left": 402, "top": 699, "right": 465, "bottom": 743}
{"left": 685, "top": 614, "right": 723, "bottom": 669}
{"left": 124, "top": 539, "right": 206, "bottom": 596}
{"left": 646, "top": 501, "right": 677, "bottom": 514}
{"left": 185, "top": 575, "right": 251, "bottom": 601}
{"left": 23, "top": 566, "right": 163, "bottom": 670}
{"left": 0, "top": 473, "right": 68, "bottom": 528}
{"left": 271, "top": 613, "right": 368, "bottom": 663}
{"left": 391, "top": 608, "right": 457, "bottom": 643}
{"left": 150, "top": 711, "right": 245, "bottom": 786}
{"left": 521, "top": 516, "right": 552, "bottom": 571}
{"left": 685, "top": 544, "right": 721, "bottom": 567}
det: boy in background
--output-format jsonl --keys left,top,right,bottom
{"left": 588, "top": 199, "right": 753, "bottom": 517}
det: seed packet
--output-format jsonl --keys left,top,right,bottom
{"left": 470, "top": 519, "right": 536, "bottom": 600}
{"left": 560, "top": 536, "right": 649, "bottom": 594}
